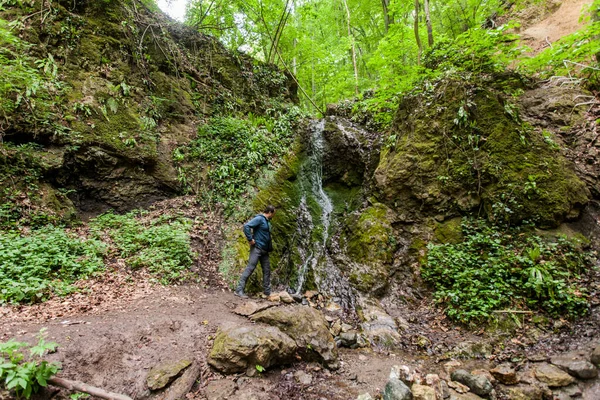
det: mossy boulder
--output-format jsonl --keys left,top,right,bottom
{"left": 434, "top": 217, "right": 463, "bottom": 244}
{"left": 208, "top": 323, "right": 297, "bottom": 374}
{"left": 374, "top": 76, "right": 589, "bottom": 228}
{"left": 340, "top": 203, "right": 397, "bottom": 294}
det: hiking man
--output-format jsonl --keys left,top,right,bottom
{"left": 235, "top": 205, "right": 275, "bottom": 298}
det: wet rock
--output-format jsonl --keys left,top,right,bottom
{"left": 294, "top": 370, "right": 313, "bottom": 385}
{"left": 412, "top": 384, "right": 436, "bottom": 400}
{"left": 233, "top": 301, "right": 277, "bottom": 317}
{"left": 384, "top": 378, "right": 413, "bottom": 400}
{"left": 502, "top": 384, "right": 544, "bottom": 400}
{"left": 205, "top": 379, "right": 237, "bottom": 400}
{"left": 534, "top": 363, "right": 576, "bottom": 387}
{"left": 208, "top": 324, "right": 297, "bottom": 374}
{"left": 147, "top": 358, "right": 191, "bottom": 390}
{"left": 450, "top": 370, "right": 493, "bottom": 397}
{"left": 551, "top": 351, "right": 598, "bottom": 379}
{"left": 251, "top": 305, "right": 338, "bottom": 369}
{"left": 592, "top": 345, "right": 600, "bottom": 367}
{"left": 490, "top": 364, "right": 519, "bottom": 385}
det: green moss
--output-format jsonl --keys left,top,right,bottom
{"left": 375, "top": 76, "right": 589, "bottom": 228}
{"left": 434, "top": 217, "right": 463, "bottom": 244}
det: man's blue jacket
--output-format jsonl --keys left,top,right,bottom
{"left": 243, "top": 214, "right": 273, "bottom": 252}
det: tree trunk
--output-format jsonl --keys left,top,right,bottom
{"left": 342, "top": 0, "right": 359, "bottom": 95}
{"left": 414, "top": 0, "right": 422, "bottom": 64}
{"left": 424, "top": 0, "right": 433, "bottom": 46}
{"left": 381, "top": 0, "right": 390, "bottom": 34}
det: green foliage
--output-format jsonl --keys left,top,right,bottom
{"left": 0, "top": 329, "right": 60, "bottom": 399}
{"left": 90, "top": 211, "right": 194, "bottom": 283}
{"left": 423, "top": 219, "right": 590, "bottom": 324}
{"left": 177, "top": 106, "right": 303, "bottom": 209}
{"left": 0, "top": 227, "right": 106, "bottom": 304}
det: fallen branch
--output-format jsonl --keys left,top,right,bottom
{"left": 48, "top": 377, "right": 133, "bottom": 400}
{"left": 162, "top": 360, "right": 202, "bottom": 400}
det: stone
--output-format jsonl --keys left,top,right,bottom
{"left": 279, "top": 291, "right": 294, "bottom": 304}
{"left": 384, "top": 378, "right": 413, "bottom": 400}
{"left": 450, "top": 370, "right": 493, "bottom": 397}
{"left": 471, "top": 369, "right": 495, "bottom": 384}
{"left": 330, "top": 319, "right": 342, "bottom": 336}
{"left": 502, "top": 384, "right": 544, "bottom": 400}
{"left": 553, "top": 383, "right": 582, "bottom": 399}
{"left": 551, "top": 353, "right": 598, "bottom": 379}
{"left": 412, "top": 384, "right": 436, "bottom": 400}
{"left": 233, "top": 301, "right": 277, "bottom": 317}
{"left": 341, "top": 323, "right": 353, "bottom": 332}
{"left": 304, "top": 290, "right": 318, "bottom": 299}
{"left": 591, "top": 345, "right": 600, "bottom": 367}
{"left": 267, "top": 293, "right": 281, "bottom": 302}
{"left": 357, "top": 394, "right": 374, "bottom": 400}
{"left": 147, "top": 358, "right": 192, "bottom": 391}
{"left": 447, "top": 381, "right": 470, "bottom": 394}
{"left": 294, "top": 370, "right": 313, "bottom": 385}
{"left": 359, "top": 298, "right": 401, "bottom": 347}
{"left": 448, "top": 391, "right": 483, "bottom": 400}
{"left": 490, "top": 363, "right": 519, "bottom": 385}
{"left": 390, "top": 365, "right": 416, "bottom": 385}
{"left": 534, "top": 363, "right": 576, "bottom": 387}
{"left": 205, "top": 379, "right": 237, "bottom": 400}
{"left": 338, "top": 331, "right": 358, "bottom": 348}
{"left": 251, "top": 305, "right": 338, "bottom": 369}
{"left": 444, "top": 361, "right": 463, "bottom": 376}
{"left": 425, "top": 374, "right": 447, "bottom": 399}
{"left": 208, "top": 324, "right": 297, "bottom": 374}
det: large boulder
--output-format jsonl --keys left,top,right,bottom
{"left": 208, "top": 324, "right": 297, "bottom": 374}
{"left": 550, "top": 352, "right": 598, "bottom": 379}
{"left": 450, "top": 369, "right": 493, "bottom": 397}
{"left": 251, "top": 305, "right": 338, "bottom": 368}
{"left": 358, "top": 298, "right": 401, "bottom": 347}
{"left": 383, "top": 378, "right": 413, "bottom": 400}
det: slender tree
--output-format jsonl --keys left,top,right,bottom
{"left": 424, "top": 0, "right": 433, "bottom": 46}
{"left": 414, "top": 0, "right": 422, "bottom": 64}
{"left": 342, "top": 0, "right": 359, "bottom": 95}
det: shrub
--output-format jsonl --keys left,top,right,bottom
{"left": 90, "top": 211, "right": 194, "bottom": 283}
{"left": 0, "top": 227, "right": 106, "bottom": 303}
{"left": 423, "top": 219, "right": 590, "bottom": 324}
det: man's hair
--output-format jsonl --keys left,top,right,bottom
{"left": 264, "top": 205, "right": 276, "bottom": 214}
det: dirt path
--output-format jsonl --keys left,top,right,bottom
{"left": 521, "top": 0, "right": 593, "bottom": 52}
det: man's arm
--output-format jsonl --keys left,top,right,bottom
{"left": 243, "top": 216, "right": 262, "bottom": 243}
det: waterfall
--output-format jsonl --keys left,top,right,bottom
{"left": 293, "top": 119, "right": 356, "bottom": 309}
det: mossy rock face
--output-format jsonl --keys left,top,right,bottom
{"left": 340, "top": 203, "right": 397, "bottom": 294}
{"left": 434, "top": 217, "right": 463, "bottom": 244}
{"left": 374, "top": 76, "right": 589, "bottom": 228}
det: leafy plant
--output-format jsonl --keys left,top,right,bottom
{"left": 0, "top": 226, "right": 106, "bottom": 303}
{"left": 90, "top": 211, "right": 194, "bottom": 283}
{"left": 423, "top": 219, "right": 590, "bottom": 324}
{"left": 255, "top": 364, "right": 265, "bottom": 373}
{"left": 0, "top": 329, "right": 61, "bottom": 399}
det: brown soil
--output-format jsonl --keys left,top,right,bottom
{"left": 521, "top": 0, "right": 594, "bottom": 53}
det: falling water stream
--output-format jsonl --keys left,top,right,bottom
{"left": 293, "top": 119, "right": 356, "bottom": 309}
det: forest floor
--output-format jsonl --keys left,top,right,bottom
{"left": 1, "top": 1, "right": 600, "bottom": 399}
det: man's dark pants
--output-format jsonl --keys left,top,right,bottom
{"left": 236, "top": 246, "right": 271, "bottom": 295}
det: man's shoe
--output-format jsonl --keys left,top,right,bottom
{"left": 234, "top": 290, "right": 248, "bottom": 299}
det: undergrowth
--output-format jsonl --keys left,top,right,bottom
{"left": 0, "top": 329, "right": 60, "bottom": 399}
{"left": 0, "top": 227, "right": 106, "bottom": 304}
{"left": 423, "top": 219, "right": 591, "bottom": 324}
{"left": 90, "top": 211, "right": 194, "bottom": 284}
